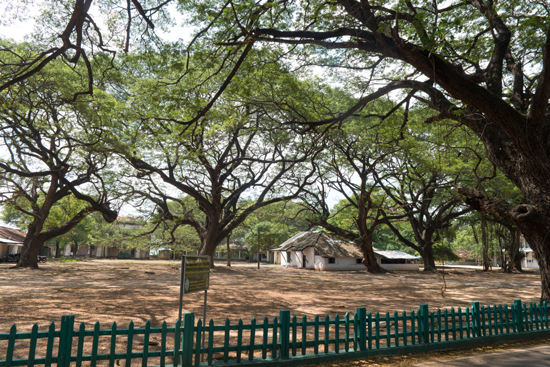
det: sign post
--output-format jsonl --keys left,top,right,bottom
{"left": 179, "top": 255, "right": 210, "bottom": 322}
{"left": 179, "top": 255, "right": 210, "bottom": 361}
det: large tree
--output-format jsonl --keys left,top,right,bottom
{"left": 0, "top": 57, "right": 119, "bottom": 268}
{"left": 186, "top": 0, "right": 550, "bottom": 300}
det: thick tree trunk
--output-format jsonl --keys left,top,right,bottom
{"left": 505, "top": 228, "right": 523, "bottom": 273}
{"left": 16, "top": 234, "right": 44, "bottom": 269}
{"left": 481, "top": 215, "right": 491, "bottom": 271}
{"left": 420, "top": 246, "right": 437, "bottom": 272}
{"left": 360, "top": 235, "right": 385, "bottom": 273}
{"left": 199, "top": 231, "right": 221, "bottom": 268}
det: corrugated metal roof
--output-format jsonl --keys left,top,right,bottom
{"left": 0, "top": 238, "right": 23, "bottom": 245}
{"left": 373, "top": 250, "right": 418, "bottom": 260}
{"left": 272, "top": 231, "right": 418, "bottom": 259}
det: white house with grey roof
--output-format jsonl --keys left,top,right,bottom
{"left": 269, "top": 231, "right": 419, "bottom": 271}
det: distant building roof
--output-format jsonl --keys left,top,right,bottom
{"left": 217, "top": 240, "right": 248, "bottom": 252}
{"left": 0, "top": 226, "right": 25, "bottom": 243}
{"left": 272, "top": 231, "right": 418, "bottom": 260}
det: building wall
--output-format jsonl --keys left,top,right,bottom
{"left": 379, "top": 263, "right": 419, "bottom": 271}
{"left": 522, "top": 251, "right": 539, "bottom": 268}
{"left": 322, "top": 256, "right": 365, "bottom": 271}
{"left": 0, "top": 244, "right": 17, "bottom": 256}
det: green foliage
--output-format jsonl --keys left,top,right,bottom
{"left": 117, "top": 252, "right": 132, "bottom": 259}
{"left": 241, "top": 200, "right": 312, "bottom": 252}
{"left": 433, "top": 243, "right": 461, "bottom": 264}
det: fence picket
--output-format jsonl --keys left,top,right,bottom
{"left": 194, "top": 319, "right": 202, "bottom": 366}
{"left": 236, "top": 319, "right": 243, "bottom": 363}
{"left": 324, "top": 315, "right": 329, "bottom": 353}
{"left": 160, "top": 321, "right": 167, "bottom": 367}
{"left": 126, "top": 321, "right": 134, "bottom": 367}
{"left": 385, "top": 312, "right": 391, "bottom": 347}
{"left": 393, "top": 311, "right": 398, "bottom": 347}
{"left": 314, "top": 315, "right": 319, "bottom": 355}
{"left": 402, "top": 311, "right": 407, "bottom": 346}
{"left": 344, "top": 313, "right": 350, "bottom": 352}
{"left": 5, "top": 324, "right": 16, "bottom": 367}
{"left": 262, "top": 317, "right": 268, "bottom": 359}
{"left": 301, "top": 316, "right": 307, "bottom": 356}
{"left": 223, "top": 318, "right": 230, "bottom": 363}
{"left": 76, "top": 322, "right": 85, "bottom": 367}
{"left": 142, "top": 320, "right": 151, "bottom": 367}
{"left": 335, "top": 314, "right": 340, "bottom": 354}
{"left": 375, "top": 312, "right": 380, "bottom": 349}
{"left": 109, "top": 322, "right": 117, "bottom": 367}
{"left": 250, "top": 318, "right": 256, "bottom": 361}
{"left": 91, "top": 322, "right": 100, "bottom": 367}
{"left": 451, "top": 308, "right": 456, "bottom": 340}
{"left": 26, "top": 323, "right": 38, "bottom": 367}
{"left": 272, "top": 316, "right": 278, "bottom": 359}
{"left": 208, "top": 319, "right": 214, "bottom": 365}
{"left": 45, "top": 322, "right": 55, "bottom": 367}
{"left": 292, "top": 315, "right": 297, "bottom": 357}
{"left": 173, "top": 319, "right": 180, "bottom": 367}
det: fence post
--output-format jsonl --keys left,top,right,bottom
{"left": 57, "top": 315, "right": 74, "bottom": 367}
{"left": 280, "top": 310, "right": 290, "bottom": 359}
{"left": 514, "top": 299, "right": 524, "bottom": 332}
{"left": 471, "top": 302, "right": 481, "bottom": 337}
{"left": 182, "top": 313, "right": 195, "bottom": 366}
{"left": 357, "top": 307, "right": 367, "bottom": 351}
{"left": 419, "top": 305, "right": 429, "bottom": 344}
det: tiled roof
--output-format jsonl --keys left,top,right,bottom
{"left": 0, "top": 226, "right": 25, "bottom": 243}
{"left": 272, "top": 231, "right": 418, "bottom": 259}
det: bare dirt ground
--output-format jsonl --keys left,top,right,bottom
{"left": 0, "top": 260, "right": 546, "bottom": 365}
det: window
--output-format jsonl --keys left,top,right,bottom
{"left": 356, "top": 259, "right": 362, "bottom": 264}
{"left": 328, "top": 258, "right": 336, "bottom": 264}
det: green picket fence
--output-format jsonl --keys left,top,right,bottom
{"left": 2, "top": 299, "right": 550, "bottom": 367}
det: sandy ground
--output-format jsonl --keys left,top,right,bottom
{"left": 0, "top": 260, "right": 545, "bottom": 365}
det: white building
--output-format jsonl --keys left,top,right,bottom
{"left": 0, "top": 227, "right": 25, "bottom": 257}
{"left": 520, "top": 236, "right": 539, "bottom": 268}
{"left": 269, "top": 231, "right": 419, "bottom": 271}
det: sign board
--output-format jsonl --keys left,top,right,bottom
{"left": 181, "top": 255, "right": 210, "bottom": 294}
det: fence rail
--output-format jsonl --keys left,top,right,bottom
{"left": 2, "top": 299, "right": 550, "bottom": 367}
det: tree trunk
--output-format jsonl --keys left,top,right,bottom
{"left": 522, "top": 228, "right": 550, "bottom": 302}
{"left": 16, "top": 234, "right": 44, "bottom": 269}
{"left": 360, "top": 234, "right": 385, "bottom": 273}
{"left": 419, "top": 246, "right": 437, "bottom": 272}
{"left": 512, "top": 229, "right": 522, "bottom": 272}
{"left": 226, "top": 234, "right": 231, "bottom": 267}
{"left": 505, "top": 228, "right": 523, "bottom": 273}
{"left": 198, "top": 232, "right": 219, "bottom": 269}
{"left": 481, "top": 215, "right": 491, "bottom": 271}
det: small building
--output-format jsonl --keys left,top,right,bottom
{"left": 520, "top": 236, "right": 538, "bottom": 268}
{"left": 448, "top": 250, "right": 477, "bottom": 265}
{"left": 215, "top": 241, "right": 249, "bottom": 261}
{"left": 270, "top": 231, "right": 419, "bottom": 271}
{"left": 0, "top": 226, "right": 25, "bottom": 257}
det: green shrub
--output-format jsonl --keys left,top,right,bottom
{"left": 117, "top": 252, "right": 132, "bottom": 259}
